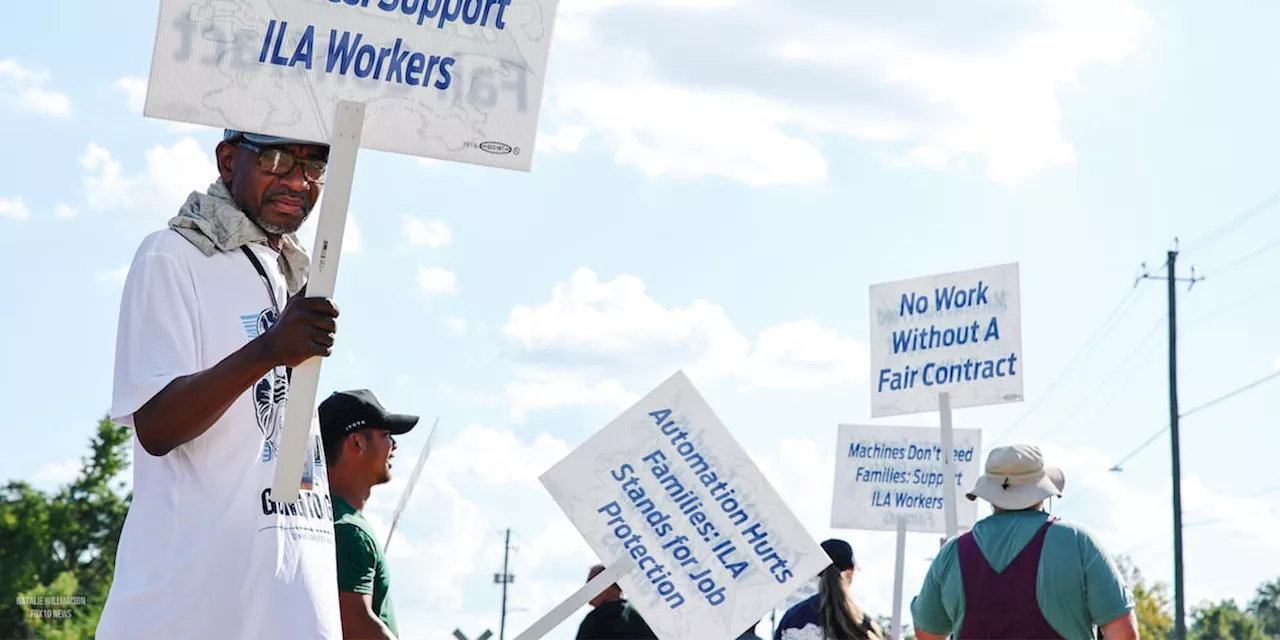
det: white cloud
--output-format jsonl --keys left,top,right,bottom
{"left": 114, "top": 75, "right": 206, "bottom": 131}
{"left": 447, "top": 317, "right": 468, "bottom": 335}
{"left": 353, "top": 423, "right": 588, "bottom": 621}
{"left": 417, "top": 266, "right": 459, "bottom": 295}
{"left": 54, "top": 203, "right": 77, "bottom": 219}
{"left": 0, "top": 58, "right": 70, "bottom": 117}
{"left": 504, "top": 369, "right": 640, "bottom": 421}
{"left": 296, "top": 210, "right": 364, "bottom": 256}
{"left": 36, "top": 459, "right": 81, "bottom": 485}
{"left": 536, "top": 125, "right": 590, "bottom": 155}
{"left": 552, "top": 83, "right": 827, "bottom": 186}
{"left": 402, "top": 216, "right": 452, "bottom": 249}
{"left": 79, "top": 138, "right": 217, "bottom": 221}
{"left": 429, "top": 424, "right": 573, "bottom": 489}
{"left": 543, "top": 0, "right": 1153, "bottom": 185}
{"left": 95, "top": 267, "right": 129, "bottom": 285}
{"left": 500, "top": 268, "right": 867, "bottom": 409}
{"left": 0, "top": 197, "right": 30, "bottom": 221}
{"left": 116, "top": 76, "right": 147, "bottom": 113}
{"left": 738, "top": 320, "right": 870, "bottom": 390}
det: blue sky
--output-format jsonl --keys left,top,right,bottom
{"left": 4, "top": 0, "right": 1280, "bottom": 636}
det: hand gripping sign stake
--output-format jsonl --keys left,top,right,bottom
{"left": 510, "top": 556, "right": 635, "bottom": 640}
{"left": 385, "top": 417, "right": 440, "bottom": 552}
{"left": 272, "top": 100, "right": 367, "bottom": 504}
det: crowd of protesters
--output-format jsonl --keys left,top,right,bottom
{"left": 95, "top": 128, "right": 1140, "bottom": 640}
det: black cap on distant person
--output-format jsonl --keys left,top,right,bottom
{"left": 319, "top": 389, "right": 418, "bottom": 447}
{"left": 821, "top": 538, "right": 856, "bottom": 571}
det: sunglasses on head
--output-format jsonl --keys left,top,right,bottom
{"left": 240, "top": 142, "right": 327, "bottom": 184}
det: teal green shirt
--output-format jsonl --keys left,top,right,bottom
{"left": 334, "top": 495, "right": 398, "bottom": 636}
{"left": 910, "top": 510, "right": 1133, "bottom": 639}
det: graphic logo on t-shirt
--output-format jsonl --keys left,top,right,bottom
{"left": 242, "top": 307, "right": 289, "bottom": 462}
{"left": 241, "top": 309, "right": 278, "bottom": 340}
{"left": 255, "top": 368, "right": 289, "bottom": 461}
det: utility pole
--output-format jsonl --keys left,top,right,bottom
{"left": 494, "top": 528, "right": 515, "bottom": 640}
{"left": 1135, "top": 239, "right": 1201, "bottom": 640}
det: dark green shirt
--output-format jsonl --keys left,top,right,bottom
{"left": 333, "top": 495, "right": 397, "bottom": 636}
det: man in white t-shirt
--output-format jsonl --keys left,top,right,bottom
{"left": 97, "top": 130, "right": 344, "bottom": 639}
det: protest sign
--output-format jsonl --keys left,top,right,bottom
{"left": 868, "top": 262, "right": 1023, "bottom": 418}
{"left": 143, "top": 0, "right": 559, "bottom": 170}
{"left": 830, "top": 424, "right": 982, "bottom": 534}
{"left": 774, "top": 575, "right": 818, "bottom": 612}
{"left": 538, "top": 371, "right": 830, "bottom": 640}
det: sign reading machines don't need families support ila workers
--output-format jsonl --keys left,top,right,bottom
{"left": 539, "top": 371, "right": 830, "bottom": 640}
{"left": 868, "top": 262, "right": 1024, "bottom": 418}
{"left": 144, "top": 0, "right": 561, "bottom": 170}
{"left": 830, "top": 423, "right": 983, "bottom": 534}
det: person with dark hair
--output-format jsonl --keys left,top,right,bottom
{"left": 575, "top": 564, "right": 658, "bottom": 639}
{"left": 774, "top": 539, "right": 884, "bottom": 640}
{"left": 321, "top": 389, "right": 420, "bottom": 640}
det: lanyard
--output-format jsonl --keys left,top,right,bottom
{"left": 240, "top": 244, "right": 281, "bottom": 314}
{"left": 241, "top": 244, "right": 299, "bottom": 382}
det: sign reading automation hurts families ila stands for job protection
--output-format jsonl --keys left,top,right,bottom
{"left": 868, "top": 262, "right": 1024, "bottom": 418}
{"left": 539, "top": 371, "right": 830, "bottom": 640}
{"left": 143, "top": 0, "right": 560, "bottom": 170}
{"left": 830, "top": 423, "right": 982, "bottom": 534}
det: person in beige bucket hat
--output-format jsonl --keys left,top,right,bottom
{"left": 910, "top": 444, "right": 1139, "bottom": 640}
{"left": 965, "top": 443, "right": 1066, "bottom": 511}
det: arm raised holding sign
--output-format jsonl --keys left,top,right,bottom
{"left": 134, "top": 290, "right": 338, "bottom": 456}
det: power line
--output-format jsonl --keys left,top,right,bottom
{"left": 988, "top": 286, "right": 1150, "bottom": 447}
{"left": 1107, "top": 368, "right": 1280, "bottom": 473}
{"left": 1114, "top": 484, "right": 1280, "bottom": 557}
{"left": 1025, "top": 316, "right": 1165, "bottom": 442}
{"left": 1205, "top": 235, "right": 1280, "bottom": 278}
{"left": 1182, "top": 189, "right": 1280, "bottom": 255}
{"left": 1185, "top": 277, "right": 1280, "bottom": 327}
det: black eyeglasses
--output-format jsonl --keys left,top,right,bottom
{"left": 240, "top": 142, "right": 327, "bottom": 184}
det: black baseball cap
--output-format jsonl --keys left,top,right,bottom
{"left": 319, "top": 389, "right": 418, "bottom": 447}
{"left": 821, "top": 538, "right": 856, "bottom": 570}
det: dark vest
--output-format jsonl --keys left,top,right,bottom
{"left": 957, "top": 517, "right": 1065, "bottom": 639}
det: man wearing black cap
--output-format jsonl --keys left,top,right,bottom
{"left": 321, "top": 389, "right": 419, "bottom": 640}
{"left": 98, "top": 130, "right": 344, "bottom": 640}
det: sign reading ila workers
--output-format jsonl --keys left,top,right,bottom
{"left": 143, "top": 0, "right": 561, "bottom": 170}
{"left": 830, "top": 424, "right": 982, "bottom": 534}
{"left": 539, "top": 371, "right": 829, "bottom": 640}
{"left": 868, "top": 262, "right": 1024, "bottom": 418}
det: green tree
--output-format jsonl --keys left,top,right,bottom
{"left": 1247, "top": 577, "right": 1280, "bottom": 638}
{"left": 0, "top": 415, "right": 131, "bottom": 640}
{"left": 1189, "top": 599, "right": 1266, "bottom": 640}
{"left": 875, "top": 614, "right": 914, "bottom": 639}
{"left": 1114, "top": 554, "right": 1173, "bottom": 640}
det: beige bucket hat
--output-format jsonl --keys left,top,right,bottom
{"left": 965, "top": 444, "right": 1065, "bottom": 511}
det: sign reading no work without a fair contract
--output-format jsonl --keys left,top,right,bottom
{"left": 868, "top": 262, "right": 1024, "bottom": 418}
{"left": 144, "top": 0, "right": 560, "bottom": 170}
{"left": 831, "top": 424, "right": 982, "bottom": 534}
{"left": 539, "top": 371, "right": 830, "bottom": 640}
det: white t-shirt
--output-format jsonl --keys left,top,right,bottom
{"left": 97, "top": 229, "right": 342, "bottom": 640}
